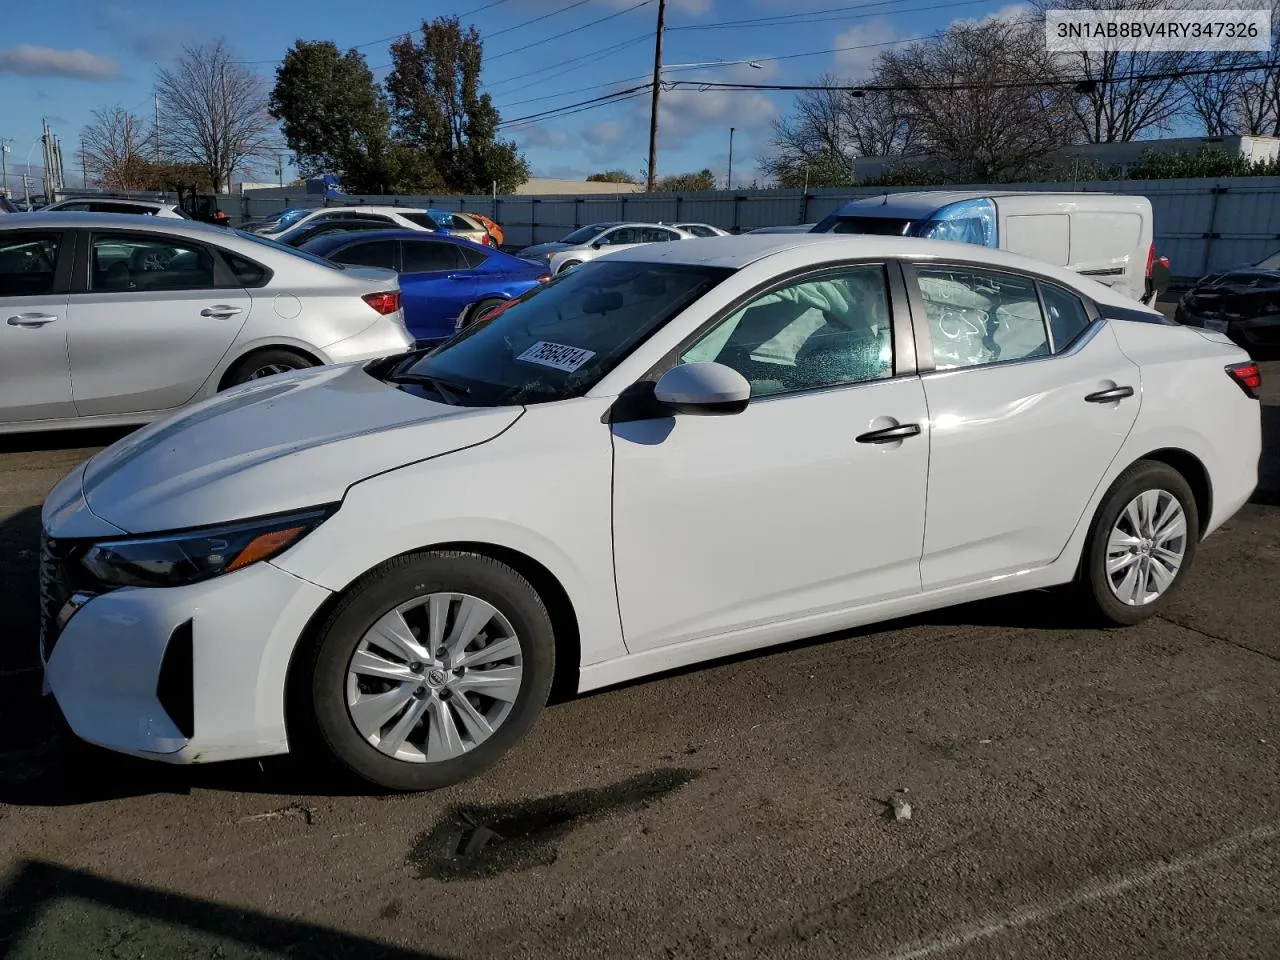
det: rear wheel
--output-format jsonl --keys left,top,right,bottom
{"left": 465, "top": 298, "right": 506, "bottom": 328}
{"left": 1078, "top": 461, "right": 1198, "bottom": 625}
{"left": 301, "top": 551, "right": 555, "bottom": 791}
{"left": 222, "top": 348, "right": 315, "bottom": 388}
{"left": 557, "top": 260, "right": 581, "bottom": 274}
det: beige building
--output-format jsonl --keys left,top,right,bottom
{"left": 516, "top": 177, "right": 644, "bottom": 195}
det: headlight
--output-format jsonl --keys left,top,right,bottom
{"left": 80, "top": 507, "right": 334, "bottom": 588}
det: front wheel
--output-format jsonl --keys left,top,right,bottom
{"left": 1078, "top": 461, "right": 1198, "bottom": 626}
{"left": 302, "top": 551, "right": 555, "bottom": 791}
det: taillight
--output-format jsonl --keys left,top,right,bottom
{"left": 1226, "top": 361, "right": 1261, "bottom": 398}
{"left": 362, "top": 291, "right": 401, "bottom": 315}
{"left": 1145, "top": 242, "right": 1155, "bottom": 278}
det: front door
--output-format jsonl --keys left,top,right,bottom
{"left": 0, "top": 229, "right": 76, "bottom": 424}
{"left": 611, "top": 263, "right": 929, "bottom": 652}
{"left": 906, "top": 262, "right": 1141, "bottom": 589}
{"left": 66, "top": 230, "right": 251, "bottom": 416}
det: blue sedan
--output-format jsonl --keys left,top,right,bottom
{"left": 300, "top": 229, "right": 549, "bottom": 343}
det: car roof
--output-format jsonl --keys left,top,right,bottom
{"left": 48, "top": 196, "right": 171, "bottom": 207}
{"left": 312, "top": 205, "right": 423, "bottom": 215}
{"left": 832, "top": 190, "right": 1134, "bottom": 219}
{"left": 300, "top": 228, "right": 482, "bottom": 249}
{"left": 598, "top": 233, "right": 1145, "bottom": 309}
{"left": 0, "top": 211, "right": 225, "bottom": 233}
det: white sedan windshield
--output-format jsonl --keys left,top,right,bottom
{"left": 395, "top": 259, "right": 732, "bottom": 405}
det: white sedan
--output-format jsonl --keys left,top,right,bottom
{"left": 547, "top": 222, "right": 694, "bottom": 275}
{"left": 40, "top": 235, "right": 1261, "bottom": 791}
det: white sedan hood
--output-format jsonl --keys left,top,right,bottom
{"left": 80, "top": 363, "right": 522, "bottom": 533}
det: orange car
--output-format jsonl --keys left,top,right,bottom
{"left": 464, "top": 212, "right": 504, "bottom": 247}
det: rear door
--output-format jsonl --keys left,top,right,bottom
{"left": 904, "top": 261, "right": 1141, "bottom": 589}
{"left": 0, "top": 229, "right": 76, "bottom": 423}
{"left": 398, "top": 238, "right": 478, "bottom": 339}
{"left": 65, "top": 229, "right": 251, "bottom": 416}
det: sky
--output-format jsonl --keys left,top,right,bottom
{"left": 0, "top": 0, "right": 1030, "bottom": 194}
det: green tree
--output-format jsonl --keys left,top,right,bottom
{"left": 654, "top": 168, "right": 717, "bottom": 192}
{"left": 587, "top": 170, "right": 639, "bottom": 184}
{"left": 269, "top": 41, "right": 405, "bottom": 194}
{"left": 386, "top": 16, "right": 529, "bottom": 194}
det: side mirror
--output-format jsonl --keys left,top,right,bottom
{"left": 591, "top": 239, "right": 606, "bottom": 249}
{"left": 653, "top": 362, "right": 750, "bottom": 416}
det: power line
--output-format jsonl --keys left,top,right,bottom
{"left": 665, "top": 58, "right": 1280, "bottom": 94}
{"left": 483, "top": 33, "right": 651, "bottom": 90}
{"left": 234, "top": 0, "right": 518, "bottom": 64}
{"left": 673, "top": 0, "right": 994, "bottom": 31}
{"left": 487, "top": 0, "right": 653, "bottom": 62}
{"left": 503, "top": 89, "right": 653, "bottom": 129}
{"left": 499, "top": 83, "right": 652, "bottom": 127}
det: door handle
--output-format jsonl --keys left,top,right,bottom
{"left": 856, "top": 423, "right": 922, "bottom": 444}
{"left": 6, "top": 313, "right": 57, "bottom": 327}
{"left": 200, "top": 305, "right": 243, "bottom": 318}
{"left": 1084, "top": 385, "right": 1134, "bottom": 403}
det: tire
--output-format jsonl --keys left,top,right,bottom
{"left": 222, "top": 348, "right": 315, "bottom": 388}
{"left": 1078, "top": 460, "right": 1199, "bottom": 626}
{"left": 301, "top": 551, "right": 556, "bottom": 792}
{"left": 465, "top": 298, "right": 506, "bottom": 328}
{"left": 557, "top": 260, "right": 581, "bottom": 274}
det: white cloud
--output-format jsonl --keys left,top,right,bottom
{"left": 950, "top": 2, "right": 1035, "bottom": 27}
{"left": 0, "top": 45, "right": 120, "bottom": 80}
{"left": 583, "top": 120, "right": 626, "bottom": 146}
{"left": 514, "top": 124, "right": 574, "bottom": 150}
{"left": 657, "top": 86, "right": 778, "bottom": 140}
{"left": 833, "top": 20, "right": 899, "bottom": 79}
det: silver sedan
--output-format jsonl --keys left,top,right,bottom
{"left": 0, "top": 212, "right": 413, "bottom": 434}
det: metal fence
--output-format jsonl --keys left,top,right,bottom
{"left": 239, "top": 177, "right": 1280, "bottom": 282}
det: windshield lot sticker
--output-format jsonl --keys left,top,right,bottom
{"left": 516, "top": 341, "right": 596, "bottom": 373}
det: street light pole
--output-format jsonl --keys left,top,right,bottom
{"left": 646, "top": 0, "right": 667, "bottom": 192}
{"left": 727, "top": 127, "right": 735, "bottom": 190}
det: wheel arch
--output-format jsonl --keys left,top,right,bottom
{"left": 282, "top": 539, "right": 583, "bottom": 746}
{"left": 216, "top": 343, "right": 324, "bottom": 390}
{"left": 1129, "top": 447, "right": 1213, "bottom": 539}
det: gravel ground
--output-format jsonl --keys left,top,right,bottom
{"left": 0, "top": 363, "right": 1276, "bottom": 960}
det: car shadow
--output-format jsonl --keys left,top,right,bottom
{"left": 0, "top": 859, "right": 450, "bottom": 959}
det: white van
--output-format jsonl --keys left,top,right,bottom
{"left": 812, "top": 191, "right": 1169, "bottom": 304}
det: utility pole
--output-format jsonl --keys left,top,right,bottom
{"left": 154, "top": 90, "right": 161, "bottom": 162}
{"left": 80, "top": 138, "right": 87, "bottom": 188}
{"left": 727, "top": 127, "right": 735, "bottom": 190}
{"left": 0, "top": 139, "right": 8, "bottom": 198}
{"left": 645, "top": 0, "right": 666, "bottom": 192}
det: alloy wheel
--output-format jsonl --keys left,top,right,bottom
{"left": 1105, "top": 489, "right": 1188, "bottom": 606}
{"left": 344, "top": 593, "right": 523, "bottom": 763}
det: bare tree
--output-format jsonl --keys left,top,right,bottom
{"left": 1033, "top": 0, "right": 1203, "bottom": 142}
{"left": 760, "top": 74, "right": 913, "bottom": 186}
{"left": 79, "top": 106, "right": 154, "bottom": 188}
{"left": 877, "top": 19, "right": 1078, "bottom": 182}
{"left": 157, "top": 39, "right": 274, "bottom": 192}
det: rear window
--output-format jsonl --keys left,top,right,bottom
{"left": 222, "top": 251, "right": 269, "bottom": 287}
{"left": 459, "top": 246, "right": 489, "bottom": 268}
{"left": 399, "top": 211, "right": 439, "bottom": 229}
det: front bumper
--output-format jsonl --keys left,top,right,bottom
{"left": 42, "top": 557, "right": 332, "bottom": 763}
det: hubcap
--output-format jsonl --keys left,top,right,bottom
{"left": 1106, "top": 489, "right": 1188, "bottom": 606}
{"left": 344, "top": 593, "right": 523, "bottom": 763}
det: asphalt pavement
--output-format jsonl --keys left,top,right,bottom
{"left": 0, "top": 366, "right": 1277, "bottom": 960}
